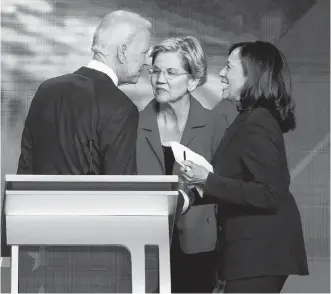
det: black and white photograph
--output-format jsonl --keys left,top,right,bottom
{"left": 0, "top": 0, "right": 330, "bottom": 293}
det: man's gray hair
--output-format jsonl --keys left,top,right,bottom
{"left": 91, "top": 10, "right": 152, "bottom": 55}
{"left": 150, "top": 36, "right": 207, "bottom": 86}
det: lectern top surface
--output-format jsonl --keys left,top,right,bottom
{"left": 5, "top": 175, "right": 178, "bottom": 182}
{"left": 5, "top": 175, "right": 178, "bottom": 191}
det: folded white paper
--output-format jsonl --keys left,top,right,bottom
{"left": 167, "top": 141, "right": 214, "bottom": 198}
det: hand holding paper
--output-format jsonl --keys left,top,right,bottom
{"left": 181, "top": 160, "right": 210, "bottom": 184}
{"left": 167, "top": 141, "right": 214, "bottom": 197}
{"left": 168, "top": 141, "right": 214, "bottom": 171}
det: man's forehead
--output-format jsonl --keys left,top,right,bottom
{"left": 131, "top": 29, "right": 150, "bottom": 43}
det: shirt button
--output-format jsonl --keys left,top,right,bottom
{"left": 207, "top": 216, "right": 212, "bottom": 223}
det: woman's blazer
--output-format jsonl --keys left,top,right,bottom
{"left": 204, "top": 106, "right": 309, "bottom": 280}
{"left": 137, "top": 96, "right": 228, "bottom": 254}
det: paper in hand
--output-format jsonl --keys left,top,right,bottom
{"left": 167, "top": 141, "right": 214, "bottom": 198}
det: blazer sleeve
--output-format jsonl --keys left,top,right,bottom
{"left": 99, "top": 104, "right": 139, "bottom": 175}
{"left": 192, "top": 112, "right": 229, "bottom": 206}
{"left": 174, "top": 189, "right": 195, "bottom": 221}
{"left": 17, "top": 122, "right": 34, "bottom": 174}
{"left": 211, "top": 111, "right": 230, "bottom": 157}
{"left": 204, "top": 119, "right": 286, "bottom": 213}
{"left": 1, "top": 194, "right": 11, "bottom": 257}
{"left": 17, "top": 92, "right": 39, "bottom": 174}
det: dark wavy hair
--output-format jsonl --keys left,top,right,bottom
{"left": 230, "top": 41, "right": 296, "bottom": 133}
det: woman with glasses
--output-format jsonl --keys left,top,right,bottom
{"left": 137, "top": 36, "right": 228, "bottom": 293}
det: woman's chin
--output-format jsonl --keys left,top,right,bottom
{"left": 221, "top": 91, "right": 230, "bottom": 100}
{"left": 222, "top": 92, "right": 239, "bottom": 102}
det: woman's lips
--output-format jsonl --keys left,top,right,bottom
{"left": 221, "top": 80, "right": 229, "bottom": 90}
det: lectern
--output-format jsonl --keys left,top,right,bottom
{"left": 3, "top": 174, "right": 179, "bottom": 293}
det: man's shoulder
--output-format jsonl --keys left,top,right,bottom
{"left": 71, "top": 68, "right": 135, "bottom": 112}
{"left": 38, "top": 71, "right": 137, "bottom": 115}
{"left": 93, "top": 84, "right": 138, "bottom": 122}
{"left": 96, "top": 84, "right": 137, "bottom": 112}
{"left": 31, "top": 73, "right": 80, "bottom": 108}
{"left": 39, "top": 73, "right": 76, "bottom": 89}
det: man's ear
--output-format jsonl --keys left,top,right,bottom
{"left": 117, "top": 44, "right": 127, "bottom": 64}
{"left": 146, "top": 47, "right": 153, "bottom": 66}
{"left": 188, "top": 79, "right": 199, "bottom": 92}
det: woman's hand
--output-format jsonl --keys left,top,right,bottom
{"left": 180, "top": 160, "right": 210, "bottom": 186}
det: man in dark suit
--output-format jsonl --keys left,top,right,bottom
{"left": 6, "top": 10, "right": 152, "bottom": 293}
{"left": 17, "top": 10, "right": 152, "bottom": 175}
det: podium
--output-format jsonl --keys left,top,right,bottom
{"left": 3, "top": 174, "right": 179, "bottom": 293}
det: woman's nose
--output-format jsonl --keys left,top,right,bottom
{"left": 219, "top": 67, "right": 226, "bottom": 77}
{"left": 157, "top": 71, "right": 167, "bottom": 82}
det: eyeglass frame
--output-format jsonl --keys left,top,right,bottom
{"left": 148, "top": 67, "right": 190, "bottom": 80}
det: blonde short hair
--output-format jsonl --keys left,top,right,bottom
{"left": 150, "top": 36, "right": 207, "bottom": 86}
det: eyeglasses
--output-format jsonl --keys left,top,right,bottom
{"left": 148, "top": 67, "right": 190, "bottom": 80}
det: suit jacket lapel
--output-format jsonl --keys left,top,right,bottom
{"left": 213, "top": 108, "right": 253, "bottom": 158}
{"left": 140, "top": 97, "right": 209, "bottom": 176}
{"left": 180, "top": 96, "right": 208, "bottom": 147}
{"left": 173, "top": 97, "right": 208, "bottom": 175}
{"left": 139, "top": 100, "right": 165, "bottom": 174}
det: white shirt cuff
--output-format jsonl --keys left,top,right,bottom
{"left": 179, "top": 189, "right": 190, "bottom": 214}
{"left": 196, "top": 186, "right": 204, "bottom": 198}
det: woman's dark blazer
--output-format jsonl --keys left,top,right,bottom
{"left": 204, "top": 106, "right": 309, "bottom": 280}
{"left": 137, "top": 96, "right": 228, "bottom": 254}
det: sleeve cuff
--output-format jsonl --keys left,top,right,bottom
{"left": 178, "top": 189, "right": 190, "bottom": 214}
{"left": 196, "top": 187, "right": 204, "bottom": 198}
{"left": 204, "top": 172, "right": 222, "bottom": 198}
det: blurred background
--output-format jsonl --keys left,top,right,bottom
{"left": 1, "top": 0, "right": 330, "bottom": 292}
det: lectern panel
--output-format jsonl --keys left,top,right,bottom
{"left": 6, "top": 191, "right": 178, "bottom": 216}
{"left": 6, "top": 215, "right": 169, "bottom": 245}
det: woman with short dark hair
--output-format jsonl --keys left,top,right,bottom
{"left": 180, "top": 41, "right": 309, "bottom": 293}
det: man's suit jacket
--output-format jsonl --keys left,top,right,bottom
{"left": 137, "top": 96, "right": 228, "bottom": 254}
{"left": 204, "top": 106, "right": 309, "bottom": 280}
{"left": 17, "top": 66, "right": 138, "bottom": 175}
{"left": 5, "top": 67, "right": 139, "bottom": 293}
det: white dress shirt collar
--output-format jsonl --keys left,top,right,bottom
{"left": 86, "top": 60, "right": 119, "bottom": 86}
